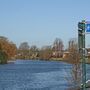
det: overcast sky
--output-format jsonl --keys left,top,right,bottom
{"left": 0, "top": 0, "right": 90, "bottom": 48}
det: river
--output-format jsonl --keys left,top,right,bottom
{"left": 0, "top": 60, "right": 90, "bottom": 90}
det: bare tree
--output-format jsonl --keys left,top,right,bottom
{"left": 53, "top": 38, "right": 64, "bottom": 51}
{"left": 52, "top": 38, "right": 64, "bottom": 58}
{"left": 30, "top": 45, "right": 39, "bottom": 59}
{"left": 39, "top": 46, "right": 52, "bottom": 60}
{"left": 18, "top": 42, "right": 30, "bottom": 59}
{"left": 19, "top": 42, "right": 30, "bottom": 50}
{"left": 67, "top": 38, "right": 81, "bottom": 90}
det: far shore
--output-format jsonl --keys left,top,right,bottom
{"left": 7, "top": 58, "right": 90, "bottom": 64}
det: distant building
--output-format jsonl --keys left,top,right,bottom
{"left": 63, "top": 51, "right": 69, "bottom": 59}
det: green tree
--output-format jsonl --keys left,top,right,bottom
{"left": 0, "top": 51, "right": 8, "bottom": 64}
{"left": 0, "top": 44, "right": 8, "bottom": 64}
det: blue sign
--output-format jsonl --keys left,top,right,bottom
{"left": 86, "top": 23, "right": 90, "bottom": 32}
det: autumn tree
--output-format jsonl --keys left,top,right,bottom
{"left": 0, "top": 36, "right": 17, "bottom": 62}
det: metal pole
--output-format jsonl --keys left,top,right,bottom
{"left": 78, "top": 21, "right": 86, "bottom": 90}
{"left": 82, "top": 21, "right": 86, "bottom": 90}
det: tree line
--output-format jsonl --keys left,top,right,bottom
{"left": 0, "top": 36, "right": 79, "bottom": 64}
{"left": 17, "top": 37, "right": 64, "bottom": 60}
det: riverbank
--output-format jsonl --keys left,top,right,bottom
{"left": 50, "top": 57, "right": 90, "bottom": 64}
{"left": 7, "top": 60, "right": 16, "bottom": 64}
{"left": 6, "top": 57, "right": 90, "bottom": 64}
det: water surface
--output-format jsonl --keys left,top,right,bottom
{"left": 0, "top": 60, "right": 89, "bottom": 90}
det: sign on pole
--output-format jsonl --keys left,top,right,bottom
{"left": 86, "top": 23, "right": 90, "bottom": 33}
{"left": 78, "top": 20, "right": 86, "bottom": 90}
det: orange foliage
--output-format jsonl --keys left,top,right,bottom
{"left": 0, "top": 37, "right": 17, "bottom": 60}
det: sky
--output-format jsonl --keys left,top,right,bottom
{"left": 0, "top": 0, "right": 90, "bottom": 48}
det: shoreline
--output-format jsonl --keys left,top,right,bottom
{"left": 6, "top": 58, "right": 90, "bottom": 64}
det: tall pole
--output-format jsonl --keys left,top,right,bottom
{"left": 78, "top": 20, "right": 86, "bottom": 90}
{"left": 82, "top": 21, "right": 86, "bottom": 90}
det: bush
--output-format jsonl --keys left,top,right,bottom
{"left": 0, "top": 50, "right": 8, "bottom": 64}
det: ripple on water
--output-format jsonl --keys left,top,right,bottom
{"left": 0, "top": 60, "right": 76, "bottom": 90}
